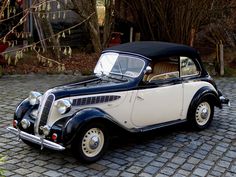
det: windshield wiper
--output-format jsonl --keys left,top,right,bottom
{"left": 106, "top": 75, "right": 128, "bottom": 82}
{"left": 98, "top": 61, "right": 105, "bottom": 76}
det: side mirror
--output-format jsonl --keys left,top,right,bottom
{"left": 144, "top": 66, "right": 152, "bottom": 74}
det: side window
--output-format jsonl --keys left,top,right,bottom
{"left": 180, "top": 57, "right": 199, "bottom": 77}
{"left": 146, "top": 57, "right": 179, "bottom": 82}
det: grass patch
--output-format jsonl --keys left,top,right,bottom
{"left": 224, "top": 66, "right": 236, "bottom": 77}
{"left": 0, "top": 155, "right": 5, "bottom": 177}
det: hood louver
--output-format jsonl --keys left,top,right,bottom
{"left": 72, "top": 95, "right": 121, "bottom": 106}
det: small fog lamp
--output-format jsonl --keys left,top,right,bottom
{"left": 40, "top": 125, "right": 51, "bottom": 136}
{"left": 21, "top": 119, "right": 30, "bottom": 129}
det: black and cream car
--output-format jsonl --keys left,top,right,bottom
{"left": 8, "top": 41, "right": 229, "bottom": 163}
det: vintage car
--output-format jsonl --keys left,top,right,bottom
{"left": 7, "top": 41, "right": 229, "bottom": 163}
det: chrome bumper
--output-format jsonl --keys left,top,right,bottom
{"left": 7, "top": 127, "right": 65, "bottom": 151}
{"left": 220, "top": 96, "right": 230, "bottom": 107}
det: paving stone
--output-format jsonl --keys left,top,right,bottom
{"left": 143, "top": 165, "right": 159, "bottom": 175}
{"left": 120, "top": 171, "right": 135, "bottom": 177}
{"left": 160, "top": 167, "right": 175, "bottom": 176}
{"left": 177, "top": 169, "right": 191, "bottom": 176}
{"left": 155, "top": 174, "right": 169, "bottom": 177}
{"left": 31, "top": 166, "right": 47, "bottom": 173}
{"left": 217, "top": 160, "right": 231, "bottom": 168}
{"left": 0, "top": 75, "right": 235, "bottom": 177}
{"left": 172, "top": 156, "right": 186, "bottom": 165}
{"left": 43, "top": 170, "right": 63, "bottom": 177}
{"left": 181, "top": 163, "right": 195, "bottom": 171}
{"left": 105, "top": 169, "right": 120, "bottom": 176}
{"left": 188, "top": 157, "right": 201, "bottom": 165}
{"left": 127, "top": 165, "right": 143, "bottom": 174}
{"left": 138, "top": 172, "right": 153, "bottom": 177}
{"left": 229, "top": 165, "right": 236, "bottom": 173}
{"left": 14, "top": 168, "right": 31, "bottom": 175}
{"left": 26, "top": 172, "right": 42, "bottom": 177}
{"left": 68, "top": 170, "right": 87, "bottom": 177}
{"left": 161, "top": 152, "right": 175, "bottom": 159}
{"left": 210, "top": 170, "right": 222, "bottom": 176}
{"left": 193, "top": 168, "right": 208, "bottom": 176}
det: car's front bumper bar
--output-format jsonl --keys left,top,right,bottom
{"left": 7, "top": 127, "right": 65, "bottom": 151}
{"left": 219, "top": 96, "right": 230, "bottom": 107}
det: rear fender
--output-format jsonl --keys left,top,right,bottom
{"left": 187, "top": 86, "right": 221, "bottom": 119}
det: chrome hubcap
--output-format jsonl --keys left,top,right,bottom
{"left": 82, "top": 128, "right": 104, "bottom": 158}
{"left": 89, "top": 136, "right": 100, "bottom": 149}
{"left": 201, "top": 108, "right": 209, "bottom": 119}
{"left": 195, "top": 102, "right": 211, "bottom": 126}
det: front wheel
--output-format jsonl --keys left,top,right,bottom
{"left": 189, "top": 99, "right": 214, "bottom": 130}
{"left": 71, "top": 123, "right": 109, "bottom": 163}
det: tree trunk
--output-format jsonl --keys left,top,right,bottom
{"left": 102, "top": 0, "right": 115, "bottom": 48}
{"left": 71, "top": 0, "right": 102, "bottom": 53}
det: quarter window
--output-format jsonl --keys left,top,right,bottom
{"left": 180, "top": 57, "right": 199, "bottom": 77}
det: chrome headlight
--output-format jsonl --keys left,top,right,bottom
{"left": 28, "top": 91, "right": 42, "bottom": 105}
{"left": 56, "top": 99, "right": 71, "bottom": 115}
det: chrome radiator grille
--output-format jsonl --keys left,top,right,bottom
{"left": 38, "top": 94, "right": 54, "bottom": 134}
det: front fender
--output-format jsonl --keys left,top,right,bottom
{"left": 62, "top": 108, "right": 115, "bottom": 145}
{"left": 14, "top": 99, "right": 36, "bottom": 120}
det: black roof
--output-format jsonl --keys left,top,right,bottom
{"left": 104, "top": 41, "right": 200, "bottom": 60}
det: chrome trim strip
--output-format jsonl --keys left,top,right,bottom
{"left": 7, "top": 127, "right": 65, "bottom": 151}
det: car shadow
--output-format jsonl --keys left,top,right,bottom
{"left": 108, "top": 122, "right": 190, "bottom": 150}
{"left": 29, "top": 122, "right": 197, "bottom": 164}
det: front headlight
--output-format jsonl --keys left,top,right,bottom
{"left": 28, "top": 91, "right": 42, "bottom": 105}
{"left": 56, "top": 99, "right": 71, "bottom": 115}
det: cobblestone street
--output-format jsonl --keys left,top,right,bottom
{"left": 0, "top": 75, "right": 235, "bottom": 177}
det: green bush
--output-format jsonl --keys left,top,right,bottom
{"left": 0, "top": 155, "right": 5, "bottom": 176}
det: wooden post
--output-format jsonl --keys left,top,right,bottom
{"left": 219, "top": 40, "right": 224, "bottom": 76}
{"left": 135, "top": 32, "right": 141, "bottom": 41}
{"left": 23, "top": 0, "right": 29, "bottom": 46}
{"left": 189, "top": 28, "right": 196, "bottom": 47}
{"left": 130, "top": 27, "right": 133, "bottom": 42}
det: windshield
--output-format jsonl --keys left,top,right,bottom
{"left": 94, "top": 52, "right": 145, "bottom": 78}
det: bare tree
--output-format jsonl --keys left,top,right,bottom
{"left": 122, "top": 0, "right": 236, "bottom": 46}
{"left": 71, "top": 0, "right": 102, "bottom": 53}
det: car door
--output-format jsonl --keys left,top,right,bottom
{"left": 131, "top": 59, "right": 183, "bottom": 128}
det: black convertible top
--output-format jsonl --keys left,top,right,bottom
{"left": 104, "top": 41, "right": 200, "bottom": 60}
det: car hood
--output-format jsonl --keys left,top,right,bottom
{"left": 50, "top": 75, "right": 137, "bottom": 100}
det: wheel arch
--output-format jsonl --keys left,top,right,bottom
{"left": 62, "top": 108, "right": 123, "bottom": 146}
{"left": 187, "top": 86, "right": 221, "bottom": 119}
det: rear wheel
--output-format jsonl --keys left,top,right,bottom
{"left": 71, "top": 123, "right": 109, "bottom": 163}
{"left": 189, "top": 98, "right": 214, "bottom": 130}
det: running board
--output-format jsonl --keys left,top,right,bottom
{"left": 131, "top": 119, "right": 187, "bottom": 133}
